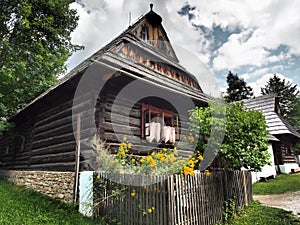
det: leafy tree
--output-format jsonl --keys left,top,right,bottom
{"left": 225, "top": 71, "right": 253, "bottom": 102}
{"left": 261, "top": 74, "right": 300, "bottom": 120}
{"left": 0, "top": 0, "right": 82, "bottom": 133}
{"left": 189, "top": 102, "right": 269, "bottom": 171}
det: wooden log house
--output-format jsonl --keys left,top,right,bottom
{"left": 243, "top": 95, "right": 300, "bottom": 175}
{"left": 0, "top": 5, "right": 209, "bottom": 174}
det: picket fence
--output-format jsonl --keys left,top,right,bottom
{"left": 93, "top": 170, "right": 252, "bottom": 225}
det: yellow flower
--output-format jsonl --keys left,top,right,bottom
{"left": 163, "top": 148, "right": 167, "bottom": 152}
{"left": 148, "top": 208, "right": 153, "bottom": 213}
{"left": 157, "top": 153, "right": 165, "bottom": 161}
{"left": 205, "top": 170, "right": 211, "bottom": 176}
{"left": 131, "top": 158, "right": 136, "bottom": 163}
{"left": 152, "top": 207, "right": 155, "bottom": 210}
{"left": 131, "top": 192, "right": 136, "bottom": 197}
{"left": 143, "top": 185, "right": 147, "bottom": 190}
{"left": 190, "top": 170, "right": 195, "bottom": 176}
{"left": 189, "top": 135, "right": 195, "bottom": 143}
{"left": 123, "top": 136, "right": 127, "bottom": 142}
{"left": 128, "top": 143, "right": 132, "bottom": 149}
{"left": 119, "top": 142, "right": 126, "bottom": 147}
{"left": 146, "top": 156, "right": 153, "bottom": 163}
{"left": 174, "top": 146, "right": 177, "bottom": 151}
{"left": 183, "top": 166, "right": 190, "bottom": 175}
{"left": 120, "top": 149, "right": 125, "bottom": 157}
{"left": 150, "top": 160, "right": 157, "bottom": 167}
{"left": 188, "top": 160, "right": 194, "bottom": 168}
{"left": 97, "top": 175, "right": 101, "bottom": 179}
{"left": 198, "top": 155, "right": 204, "bottom": 161}
{"left": 170, "top": 156, "right": 176, "bottom": 163}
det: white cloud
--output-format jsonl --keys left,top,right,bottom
{"left": 68, "top": 0, "right": 129, "bottom": 69}
{"left": 240, "top": 68, "right": 270, "bottom": 81}
{"left": 185, "top": 0, "right": 300, "bottom": 72}
{"left": 67, "top": 0, "right": 213, "bottom": 71}
{"left": 66, "top": 0, "right": 300, "bottom": 91}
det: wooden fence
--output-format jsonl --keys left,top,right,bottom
{"left": 93, "top": 170, "right": 252, "bottom": 225}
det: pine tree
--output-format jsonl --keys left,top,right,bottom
{"left": 289, "top": 98, "right": 300, "bottom": 132}
{"left": 225, "top": 71, "right": 253, "bottom": 102}
{"left": 261, "top": 74, "right": 300, "bottom": 119}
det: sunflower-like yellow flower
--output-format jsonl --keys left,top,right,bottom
{"left": 119, "top": 143, "right": 127, "bottom": 147}
{"left": 205, "top": 170, "right": 211, "bottom": 176}
{"left": 146, "top": 156, "right": 153, "bottom": 163}
{"left": 183, "top": 166, "right": 190, "bottom": 175}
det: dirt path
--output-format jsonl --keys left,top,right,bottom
{"left": 254, "top": 191, "right": 300, "bottom": 217}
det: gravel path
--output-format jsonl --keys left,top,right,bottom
{"left": 254, "top": 191, "right": 300, "bottom": 217}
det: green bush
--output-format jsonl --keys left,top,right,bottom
{"left": 189, "top": 101, "right": 270, "bottom": 171}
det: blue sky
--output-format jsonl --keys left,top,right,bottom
{"left": 67, "top": 0, "right": 300, "bottom": 97}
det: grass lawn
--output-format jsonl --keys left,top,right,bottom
{"left": 0, "top": 179, "right": 103, "bottom": 225}
{"left": 227, "top": 201, "right": 300, "bottom": 225}
{"left": 253, "top": 173, "right": 300, "bottom": 195}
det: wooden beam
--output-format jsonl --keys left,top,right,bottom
{"left": 74, "top": 114, "right": 81, "bottom": 202}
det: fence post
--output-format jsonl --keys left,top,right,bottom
{"left": 167, "top": 175, "right": 175, "bottom": 225}
{"left": 242, "top": 170, "right": 248, "bottom": 206}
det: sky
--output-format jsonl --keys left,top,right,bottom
{"left": 67, "top": 0, "right": 300, "bottom": 97}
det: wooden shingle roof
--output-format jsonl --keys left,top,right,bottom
{"left": 11, "top": 5, "right": 209, "bottom": 119}
{"left": 243, "top": 95, "right": 300, "bottom": 139}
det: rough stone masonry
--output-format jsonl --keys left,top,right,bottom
{"left": 0, "top": 170, "right": 75, "bottom": 203}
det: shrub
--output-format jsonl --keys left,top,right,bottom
{"left": 189, "top": 101, "right": 270, "bottom": 171}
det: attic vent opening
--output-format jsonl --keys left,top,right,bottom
{"left": 140, "top": 25, "right": 148, "bottom": 41}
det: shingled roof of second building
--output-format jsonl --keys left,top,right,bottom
{"left": 243, "top": 95, "right": 300, "bottom": 139}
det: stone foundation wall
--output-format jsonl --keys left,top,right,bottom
{"left": 0, "top": 170, "right": 75, "bottom": 203}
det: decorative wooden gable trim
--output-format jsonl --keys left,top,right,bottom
{"left": 113, "top": 41, "right": 200, "bottom": 90}
{"left": 129, "top": 5, "right": 178, "bottom": 62}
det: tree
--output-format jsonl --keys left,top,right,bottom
{"left": 289, "top": 98, "right": 300, "bottom": 132}
{"left": 189, "top": 102, "right": 269, "bottom": 171}
{"left": 0, "top": 0, "right": 82, "bottom": 133}
{"left": 225, "top": 71, "right": 253, "bottom": 102}
{"left": 261, "top": 74, "right": 300, "bottom": 120}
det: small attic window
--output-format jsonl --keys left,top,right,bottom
{"left": 140, "top": 25, "right": 148, "bottom": 41}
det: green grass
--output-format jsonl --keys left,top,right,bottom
{"left": 253, "top": 173, "right": 300, "bottom": 195}
{"left": 0, "top": 179, "right": 99, "bottom": 225}
{"left": 226, "top": 201, "right": 300, "bottom": 225}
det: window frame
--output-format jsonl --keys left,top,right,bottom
{"left": 141, "top": 103, "right": 179, "bottom": 142}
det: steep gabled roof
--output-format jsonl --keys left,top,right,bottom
{"left": 11, "top": 5, "right": 208, "bottom": 119}
{"left": 243, "top": 95, "right": 300, "bottom": 139}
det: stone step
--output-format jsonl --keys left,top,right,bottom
{"left": 283, "top": 156, "right": 296, "bottom": 163}
{"left": 292, "top": 167, "right": 300, "bottom": 173}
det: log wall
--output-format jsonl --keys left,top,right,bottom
{"left": 0, "top": 75, "right": 206, "bottom": 172}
